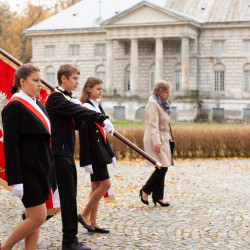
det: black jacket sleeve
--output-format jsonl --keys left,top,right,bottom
{"left": 2, "top": 102, "right": 23, "bottom": 185}
{"left": 46, "top": 92, "right": 108, "bottom": 123}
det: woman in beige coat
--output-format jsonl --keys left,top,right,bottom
{"left": 140, "top": 80, "right": 172, "bottom": 207}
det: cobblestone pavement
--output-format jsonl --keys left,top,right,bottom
{"left": 0, "top": 158, "right": 249, "bottom": 250}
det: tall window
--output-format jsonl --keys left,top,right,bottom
{"left": 150, "top": 71, "right": 155, "bottom": 90}
{"left": 95, "top": 44, "right": 106, "bottom": 56}
{"left": 244, "top": 71, "right": 250, "bottom": 91}
{"left": 244, "top": 40, "right": 250, "bottom": 51}
{"left": 175, "top": 71, "right": 181, "bottom": 91}
{"left": 175, "top": 41, "right": 181, "bottom": 53}
{"left": 124, "top": 42, "right": 131, "bottom": 55}
{"left": 214, "top": 71, "right": 224, "bottom": 91}
{"left": 46, "top": 73, "right": 55, "bottom": 85}
{"left": 45, "top": 46, "right": 55, "bottom": 57}
{"left": 96, "top": 65, "right": 106, "bottom": 90}
{"left": 70, "top": 45, "right": 80, "bottom": 56}
{"left": 214, "top": 40, "right": 225, "bottom": 53}
{"left": 125, "top": 66, "right": 131, "bottom": 91}
{"left": 148, "top": 42, "right": 155, "bottom": 54}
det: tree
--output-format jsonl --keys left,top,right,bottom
{"left": 0, "top": 0, "right": 81, "bottom": 62}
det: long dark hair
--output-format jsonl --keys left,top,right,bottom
{"left": 11, "top": 63, "right": 40, "bottom": 94}
{"left": 80, "top": 76, "right": 103, "bottom": 103}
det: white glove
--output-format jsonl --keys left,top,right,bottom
{"left": 112, "top": 157, "right": 116, "bottom": 166}
{"left": 71, "top": 98, "right": 82, "bottom": 105}
{"left": 103, "top": 119, "right": 114, "bottom": 136}
{"left": 84, "top": 164, "right": 93, "bottom": 174}
{"left": 12, "top": 184, "right": 24, "bottom": 199}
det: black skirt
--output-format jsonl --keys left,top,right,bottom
{"left": 90, "top": 164, "right": 110, "bottom": 182}
{"left": 21, "top": 170, "right": 50, "bottom": 208}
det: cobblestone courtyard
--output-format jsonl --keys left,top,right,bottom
{"left": 0, "top": 158, "right": 249, "bottom": 249}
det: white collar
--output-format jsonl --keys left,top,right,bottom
{"left": 58, "top": 86, "right": 65, "bottom": 92}
{"left": 89, "top": 99, "right": 99, "bottom": 109}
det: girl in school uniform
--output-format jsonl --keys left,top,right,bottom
{"left": 1, "top": 64, "right": 57, "bottom": 250}
{"left": 77, "top": 77, "right": 115, "bottom": 234}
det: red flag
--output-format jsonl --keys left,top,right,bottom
{"left": 0, "top": 50, "right": 60, "bottom": 215}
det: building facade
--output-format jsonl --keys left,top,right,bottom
{"left": 25, "top": 0, "right": 250, "bottom": 121}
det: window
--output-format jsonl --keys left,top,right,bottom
{"left": 96, "top": 65, "right": 106, "bottom": 90}
{"left": 45, "top": 46, "right": 55, "bottom": 57}
{"left": 124, "top": 42, "right": 131, "bottom": 55}
{"left": 214, "top": 40, "right": 225, "bottom": 53}
{"left": 175, "top": 71, "right": 181, "bottom": 91}
{"left": 244, "top": 40, "right": 250, "bottom": 51}
{"left": 70, "top": 45, "right": 80, "bottom": 56}
{"left": 244, "top": 71, "right": 250, "bottom": 91}
{"left": 46, "top": 73, "right": 55, "bottom": 85}
{"left": 213, "top": 108, "right": 224, "bottom": 121}
{"left": 95, "top": 44, "right": 106, "bottom": 56}
{"left": 97, "top": 72, "right": 106, "bottom": 89}
{"left": 214, "top": 71, "right": 224, "bottom": 91}
{"left": 175, "top": 41, "right": 181, "bottom": 53}
{"left": 149, "top": 42, "right": 155, "bottom": 54}
{"left": 150, "top": 71, "right": 155, "bottom": 90}
{"left": 125, "top": 70, "right": 131, "bottom": 91}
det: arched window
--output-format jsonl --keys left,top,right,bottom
{"left": 95, "top": 65, "right": 106, "bottom": 90}
{"left": 214, "top": 64, "right": 225, "bottom": 91}
{"left": 45, "top": 66, "right": 55, "bottom": 85}
{"left": 243, "top": 64, "right": 250, "bottom": 91}
{"left": 125, "top": 65, "right": 131, "bottom": 91}
{"left": 149, "top": 64, "right": 155, "bottom": 91}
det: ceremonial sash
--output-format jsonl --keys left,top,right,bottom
{"left": 10, "top": 96, "right": 50, "bottom": 133}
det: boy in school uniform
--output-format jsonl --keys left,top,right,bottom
{"left": 46, "top": 64, "right": 114, "bottom": 250}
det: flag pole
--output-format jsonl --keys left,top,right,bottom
{"left": 0, "top": 48, "right": 162, "bottom": 169}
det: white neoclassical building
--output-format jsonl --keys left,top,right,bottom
{"left": 25, "top": 0, "right": 250, "bottom": 121}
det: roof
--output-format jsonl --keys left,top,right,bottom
{"left": 25, "top": 0, "right": 167, "bottom": 32}
{"left": 25, "top": 0, "right": 250, "bottom": 33}
{"left": 164, "top": 0, "right": 250, "bottom": 23}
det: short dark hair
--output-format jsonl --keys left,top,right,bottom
{"left": 57, "top": 64, "right": 80, "bottom": 85}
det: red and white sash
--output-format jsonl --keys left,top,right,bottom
{"left": 10, "top": 91, "right": 51, "bottom": 133}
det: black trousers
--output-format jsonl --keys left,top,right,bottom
{"left": 142, "top": 167, "right": 168, "bottom": 201}
{"left": 54, "top": 156, "right": 78, "bottom": 244}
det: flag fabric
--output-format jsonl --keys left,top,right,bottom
{"left": 0, "top": 51, "right": 60, "bottom": 215}
{"left": 104, "top": 186, "right": 115, "bottom": 203}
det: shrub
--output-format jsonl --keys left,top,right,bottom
{"left": 75, "top": 124, "right": 250, "bottom": 159}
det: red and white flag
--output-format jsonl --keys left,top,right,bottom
{"left": 0, "top": 49, "right": 60, "bottom": 215}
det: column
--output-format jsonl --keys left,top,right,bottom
{"left": 130, "top": 38, "right": 138, "bottom": 95}
{"left": 106, "top": 40, "right": 113, "bottom": 93}
{"left": 155, "top": 38, "right": 164, "bottom": 80}
{"left": 181, "top": 37, "right": 189, "bottom": 89}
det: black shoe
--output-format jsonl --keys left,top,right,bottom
{"left": 77, "top": 214, "right": 95, "bottom": 232}
{"left": 153, "top": 199, "right": 170, "bottom": 207}
{"left": 92, "top": 227, "right": 110, "bottom": 234}
{"left": 139, "top": 189, "right": 149, "bottom": 205}
{"left": 62, "top": 241, "right": 91, "bottom": 250}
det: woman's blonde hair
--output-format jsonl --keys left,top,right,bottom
{"left": 80, "top": 76, "right": 103, "bottom": 103}
{"left": 152, "top": 80, "right": 171, "bottom": 95}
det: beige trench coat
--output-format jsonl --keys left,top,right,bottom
{"left": 143, "top": 99, "right": 172, "bottom": 167}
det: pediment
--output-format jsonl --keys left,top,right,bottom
{"left": 102, "top": 3, "right": 187, "bottom": 26}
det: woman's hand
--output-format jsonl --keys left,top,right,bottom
{"left": 154, "top": 145, "right": 161, "bottom": 154}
